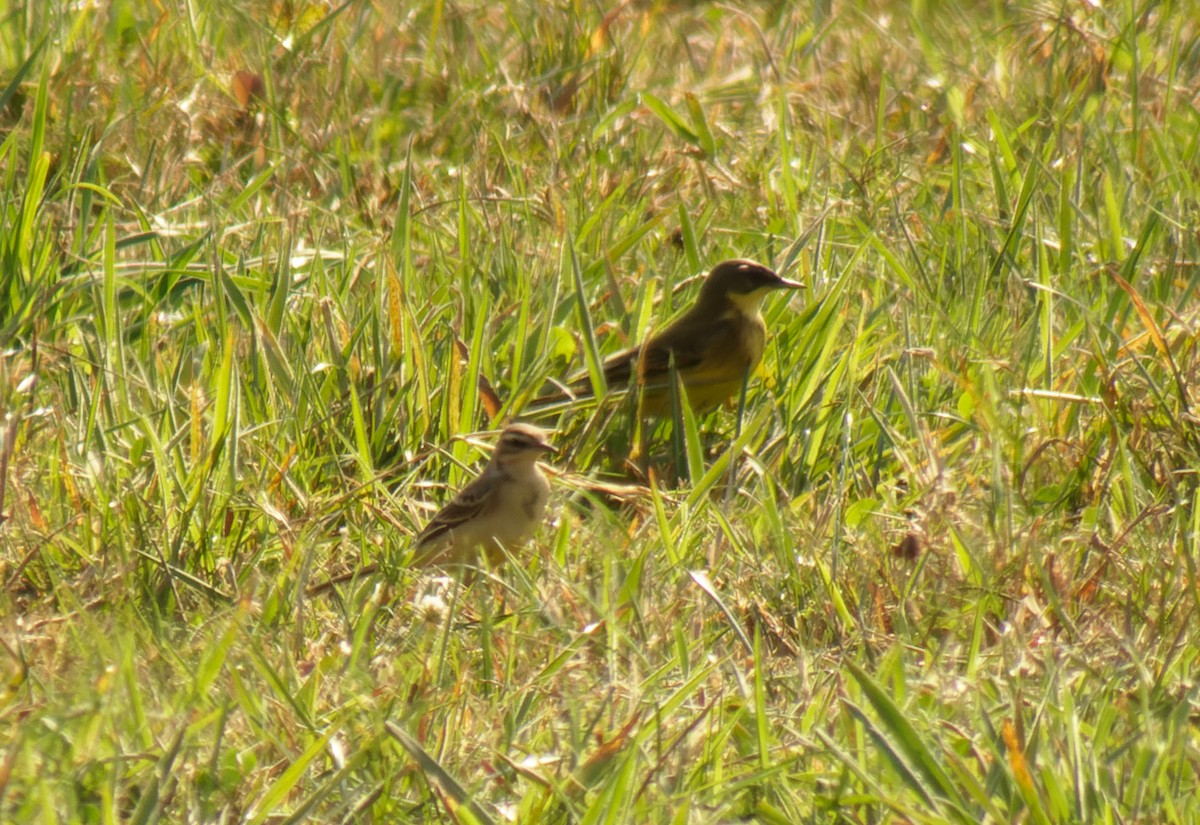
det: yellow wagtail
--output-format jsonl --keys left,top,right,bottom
{"left": 411, "top": 422, "right": 555, "bottom": 568}
{"left": 304, "top": 423, "right": 555, "bottom": 594}
{"left": 541, "top": 259, "right": 802, "bottom": 417}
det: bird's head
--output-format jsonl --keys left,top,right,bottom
{"left": 492, "top": 423, "right": 556, "bottom": 466}
{"left": 697, "top": 259, "right": 803, "bottom": 311}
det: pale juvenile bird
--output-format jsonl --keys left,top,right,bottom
{"left": 540, "top": 259, "right": 802, "bottom": 417}
{"left": 411, "top": 422, "right": 556, "bottom": 568}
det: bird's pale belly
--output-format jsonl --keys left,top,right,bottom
{"left": 450, "top": 473, "right": 549, "bottom": 563}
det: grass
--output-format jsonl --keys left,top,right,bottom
{"left": 2, "top": 0, "right": 1200, "bottom": 821}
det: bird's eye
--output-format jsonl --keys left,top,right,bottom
{"left": 507, "top": 434, "right": 541, "bottom": 450}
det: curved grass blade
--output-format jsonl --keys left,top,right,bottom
{"left": 843, "top": 660, "right": 973, "bottom": 821}
{"left": 386, "top": 722, "right": 497, "bottom": 825}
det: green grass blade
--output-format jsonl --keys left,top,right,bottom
{"left": 246, "top": 729, "right": 336, "bottom": 825}
{"left": 844, "top": 660, "right": 972, "bottom": 819}
{"left": 387, "top": 723, "right": 496, "bottom": 825}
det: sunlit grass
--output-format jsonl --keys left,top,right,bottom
{"left": 2, "top": 0, "right": 1199, "bottom": 821}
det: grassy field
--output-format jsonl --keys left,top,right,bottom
{"left": 3, "top": 0, "right": 1200, "bottom": 821}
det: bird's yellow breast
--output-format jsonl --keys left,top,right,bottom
{"left": 639, "top": 305, "right": 766, "bottom": 415}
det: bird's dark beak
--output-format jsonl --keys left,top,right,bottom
{"left": 776, "top": 275, "right": 804, "bottom": 290}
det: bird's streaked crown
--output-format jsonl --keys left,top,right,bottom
{"left": 495, "top": 423, "right": 555, "bottom": 457}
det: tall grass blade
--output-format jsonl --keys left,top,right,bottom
{"left": 387, "top": 723, "right": 496, "bottom": 825}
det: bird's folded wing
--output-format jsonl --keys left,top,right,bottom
{"left": 415, "top": 473, "right": 501, "bottom": 548}
{"left": 629, "top": 314, "right": 743, "bottom": 383}
{"left": 538, "top": 314, "right": 743, "bottom": 403}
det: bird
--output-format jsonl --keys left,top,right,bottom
{"left": 538, "top": 259, "right": 802, "bottom": 417}
{"left": 302, "top": 423, "right": 556, "bottom": 596}
{"left": 410, "top": 422, "right": 556, "bottom": 568}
